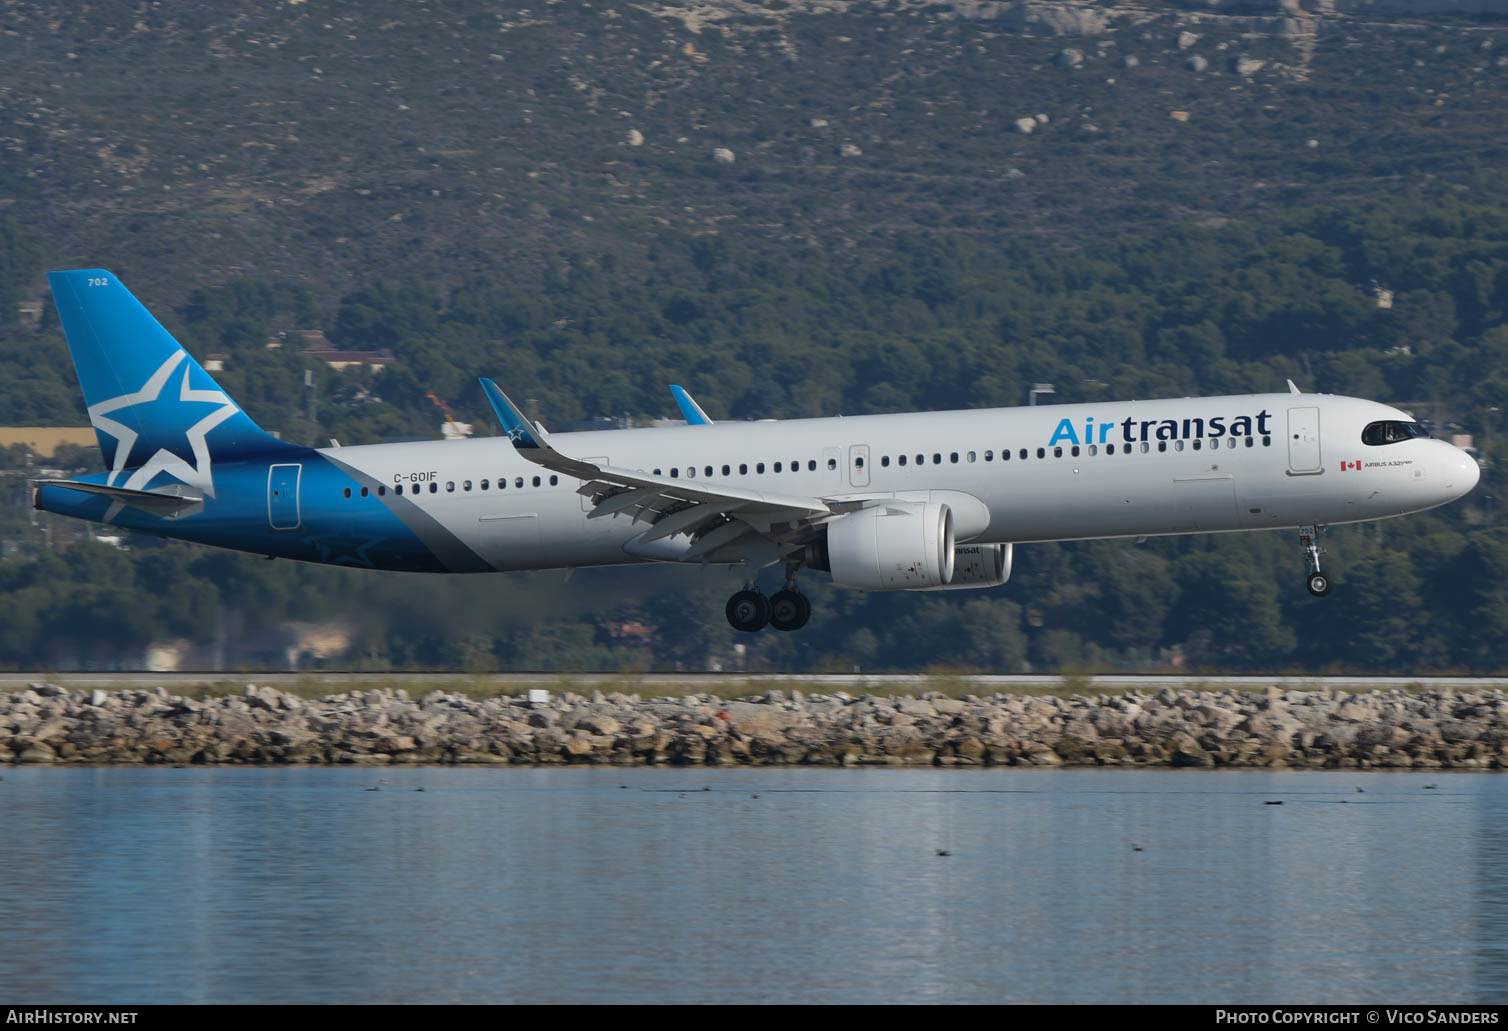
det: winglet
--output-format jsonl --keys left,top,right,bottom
{"left": 1287, "top": 379, "right": 1302, "bottom": 394}
{"left": 479, "top": 378, "right": 546, "bottom": 448}
{"left": 670, "top": 384, "right": 714, "bottom": 426}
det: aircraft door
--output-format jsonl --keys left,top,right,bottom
{"left": 1287, "top": 406, "right": 1322, "bottom": 474}
{"left": 268, "top": 463, "right": 302, "bottom": 531}
{"left": 849, "top": 445, "right": 870, "bottom": 487}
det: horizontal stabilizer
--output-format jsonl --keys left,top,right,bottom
{"left": 38, "top": 479, "right": 204, "bottom": 513}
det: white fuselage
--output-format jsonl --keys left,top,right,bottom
{"left": 315, "top": 392, "right": 1481, "bottom": 573}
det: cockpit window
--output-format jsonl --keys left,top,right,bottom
{"left": 1362, "top": 420, "right": 1429, "bottom": 446}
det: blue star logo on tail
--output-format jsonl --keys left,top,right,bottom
{"left": 87, "top": 349, "right": 240, "bottom": 499}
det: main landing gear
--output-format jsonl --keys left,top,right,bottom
{"left": 1300, "top": 523, "right": 1333, "bottom": 597}
{"left": 726, "top": 571, "right": 812, "bottom": 633}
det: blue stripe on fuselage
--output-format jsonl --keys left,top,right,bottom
{"left": 35, "top": 452, "right": 463, "bottom": 573}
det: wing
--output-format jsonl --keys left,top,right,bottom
{"left": 480, "top": 378, "right": 838, "bottom": 561}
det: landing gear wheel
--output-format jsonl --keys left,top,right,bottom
{"left": 726, "top": 589, "right": 770, "bottom": 632}
{"left": 1298, "top": 523, "right": 1333, "bottom": 598}
{"left": 768, "top": 589, "right": 812, "bottom": 632}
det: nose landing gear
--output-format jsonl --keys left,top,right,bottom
{"left": 1300, "top": 523, "right": 1333, "bottom": 597}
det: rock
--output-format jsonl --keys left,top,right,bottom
{"left": 1177, "top": 31, "right": 1199, "bottom": 50}
{"left": 839, "top": 143, "right": 862, "bottom": 158}
{"left": 1013, "top": 117, "right": 1037, "bottom": 134}
{"left": 810, "top": 117, "right": 828, "bottom": 128}
{"left": 711, "top": 147, "right": 735, "bottom": 164}
{"left": 90, "top": 690, "right": 109, "bottom": 707}
{"left": 578, "top": 715, "right": 620, "bottom": 736}
{"left": 35, "top": 684, "right": 66, "bottom": 698}
{"left": 625, "top": 129, "right": 644, "bottom": 146}
{"left": 956, "top": 3, "right": 1108, "bottom": 37}
{"left": 1055, "top": 48, "right": 1084, "bottom": 68}
{"left": 1233, "top": 57, "right": 1265, "bottom": 76}
{"left": 1187, "top": 55, "right": 1209, "bottom": 72}
{"left": 1123, "top": 54, "right": 1140, "bottom": 68}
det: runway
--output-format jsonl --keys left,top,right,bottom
{"left": 1, "top": 671, "right": 1504, "bottom": 694}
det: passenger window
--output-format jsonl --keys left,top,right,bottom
{"left": 757, "top": 462, "right": 765, "bottom": 474}
{"left": 343, "top": 487, "right": 351, "bottom": 499}
{"left": 1054, "top": 447, "right": 1063, "bottom": 458}
{"left": 828, "top": 458, "right": 839, "bottom": 470}
{"left": 515, "top": 477, "right": 524, "bottom": 488}
{"left": 882, "top": 456, "right": 891, "bottom": 467}
{"left": 791, "top": 460, "right": 799, "bottom": 472}
{"left": 933, "top": 453, "right": 942, "bottom": 464}
{"left": 1191, "top": 440, "right": 1201, "bottom": 451}
{"left": 481, "top": 479, "right": 489, "bottom": 490}
{"left": 722, "top": 465, "right": 730, "bottom": 476}
{"left": 1244, "top": 438, "right": 1253, "bottom": 448}
{"left": 1071, "top": 446, "right": 1080, "bottom": 457}
{"left": 984, "top": 450, "right": 994, "bottom": 461}
{"left": 463, "top": 481, "right": 471, "bottom": 492}
{"left": 1140, "top": 443, "right": 1150, "bottom": 454}
{"left": 1106, "top": 444, "right": 1115, "bottom": 455}
{"left": 447, "top": 481, "right": 456, "bottom": 492}
{"left": 670, "top": 468, "right": 679, "bottom": 478}
{"left": 855, "top": 457, "right": 865, "bottom": 468}
{"left": 1262, "top": 436, "right": 1271, "bottom": 447}
{"left": 653, "top": 468, "right": 662, "bottom": 476}
{"left": 1174, "top": 441, "right": 1184, "bottom": 452}
{"left": 967, "top": 451, "right": 976, "bottom": 462}
{"left": 739, "top": 464, "right": 748, "bottom": 474}
{"left": 1002, "top": 450, "right": 1010, "bottom": 461}
{"left": 808, "top": 460, "right": 816, "bottom": 471}
{"left": 899, "top": 455, "right": 908, "bottom": 466}
{"left": 1227, "top": 438, "right": 1236, "bottom": 450}
{"left": 378, "top": 485, "right": 386, "bottom": 496}
{"left": 774, "top": 462, "right": 783, "bottom": 473}
{"left": 429, "top": 482, "right": 438, "bottom": 493}
{"left": 950, "top": 452, "right": 959, "bottom": 464}
{"left": 550, "top": 475, "right": 558, "bottom": 486}
{"left": 1158, "top": 442, "right": 1168, "bottom": 453}
{"left": 1088, "top": 445, "right": 1097, "bottom": 456}
{"left": 1036, "top": 448, "right": 1045, "bottom": 459}
{"left": 532, "top": 476, "right": 541, "bottom": 487}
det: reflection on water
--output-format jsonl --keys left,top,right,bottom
{"left": 0, "top": 767, "right": 1503, "bottom": 1004}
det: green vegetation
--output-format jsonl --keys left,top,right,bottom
{"left": 1, "top": 2, "right": 1507, "bottom": 672}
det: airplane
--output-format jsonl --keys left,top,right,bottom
{"left": 34, "top": 269, "right": 1481, "bottom": 633}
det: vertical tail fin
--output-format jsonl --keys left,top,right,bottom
{"left": 46, "top": 269, "right": 295, "bottom": 497}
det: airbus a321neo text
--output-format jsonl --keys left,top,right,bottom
{"left": 34, "top": 270, "right": 1481, "bottom": 632}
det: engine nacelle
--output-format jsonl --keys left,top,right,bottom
{"left": 911, "top": 543, "right": 1012, "bottom": 591}
{"left": 823, "top": 501, "right": 954, "bottom": 590}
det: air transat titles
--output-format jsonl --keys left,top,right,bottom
{"left": 1048, "top": 409, "right": 1275, "bottom": 447}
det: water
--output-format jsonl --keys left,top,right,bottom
{"left": 1, "top": 766, "right": 1505, "bottom": 1004}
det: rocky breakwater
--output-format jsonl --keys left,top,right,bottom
{"left": 2, "top": 684, "right": 1507, "bottom": 768}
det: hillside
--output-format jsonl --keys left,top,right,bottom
{"left": 1, "top": 0, "right": 1504, "bottom": 301}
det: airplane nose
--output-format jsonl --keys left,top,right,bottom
{"left": 1448, "top": 448, "right": 1481, "bottom": 498}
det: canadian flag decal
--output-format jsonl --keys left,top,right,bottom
{"left": 1341, "top": 460, "right": 1362, "bottom": 471}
